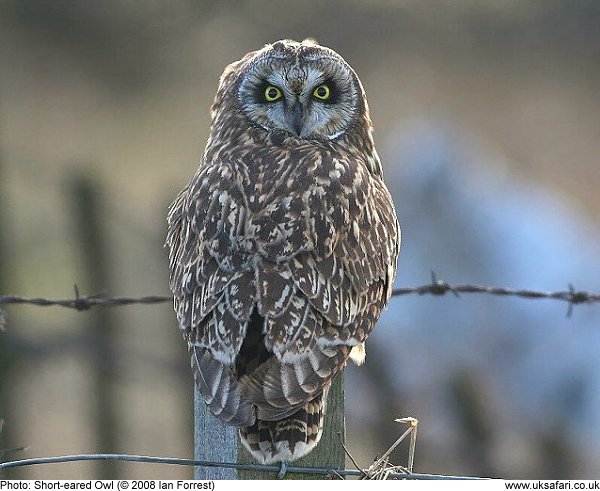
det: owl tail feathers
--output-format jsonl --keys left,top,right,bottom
{"left": 191, "top": 346, "right": 256, "bottom": 426}
{"left": 239, "top": 385, "right": 329, "bottom": 464}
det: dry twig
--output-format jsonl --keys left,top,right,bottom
{"left": 363, "top": 417, "right": 419, "bottom": 479}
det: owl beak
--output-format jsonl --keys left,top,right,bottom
{"left": 290, "top": 99, "right": 304, "bottom": 136}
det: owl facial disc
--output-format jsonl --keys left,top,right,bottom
{"left": 236, "top": 39, "right": 363, "bottom": 140}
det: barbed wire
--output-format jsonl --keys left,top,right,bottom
{"left": 0, "top": 453, "right": 484, "bottom": 480}
{"left": 0, "top": 273, "right": 598, "bottom": 316}
{"left": 0, "top": 284, "right": 170, "bottom": 311}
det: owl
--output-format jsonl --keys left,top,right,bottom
{"left": 166, "top": 39, "right": 400, "bottom": 464}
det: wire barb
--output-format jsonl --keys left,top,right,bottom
{"left": 277, "top": 460, "right": 288, "bottom": 479}
{"left": 427, "top": 271, "right": 460, "bottom": 297}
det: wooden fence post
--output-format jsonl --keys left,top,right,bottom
{"left": 193, "top": 386, "right": 237, "bottom": 479}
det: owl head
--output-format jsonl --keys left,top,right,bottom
{"left": 211, "top": 39, "right": 371, "bottom": 142}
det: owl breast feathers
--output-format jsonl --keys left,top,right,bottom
{"left": 166, "top": 39, "right": 400, "bottom": 464}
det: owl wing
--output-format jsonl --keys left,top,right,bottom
{"left": 167, "top": 163, "right": 257, "bottom": 426}
{"left": 237, "top": 150, "right": 400, "bottom": 420}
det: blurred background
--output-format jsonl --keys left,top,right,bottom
{"left": 1, "top": 0, "right": 599, "bottom": 479}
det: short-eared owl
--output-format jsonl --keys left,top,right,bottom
{"left": 166, "top": 39, "right": 400, "bottom": 464}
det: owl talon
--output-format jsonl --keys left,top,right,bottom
{"left": 277, "top": 460, "right": 288, "bottom": 479}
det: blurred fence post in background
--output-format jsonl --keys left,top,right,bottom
{"left": 70, "top": 174, "right": 120, "bottom": 479}
{"left": 0, "top": 131, "right": 16, "bottom": 474}
{"left": 237, "top": 372, "right": 345, "bottom": 480}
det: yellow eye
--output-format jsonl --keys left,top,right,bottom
{"left": 264, "top": 85, "right": 282, "bottom": 102}
{"left": 313, "top": 84, "right": 331, "bottom": 100}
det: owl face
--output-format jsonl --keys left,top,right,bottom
{"left": 236, "top": 40, "right": 363, "bottom": 140}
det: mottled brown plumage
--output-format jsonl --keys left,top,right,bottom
{"left": 166, "top": 39, "right": 400, "bottom": 463}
